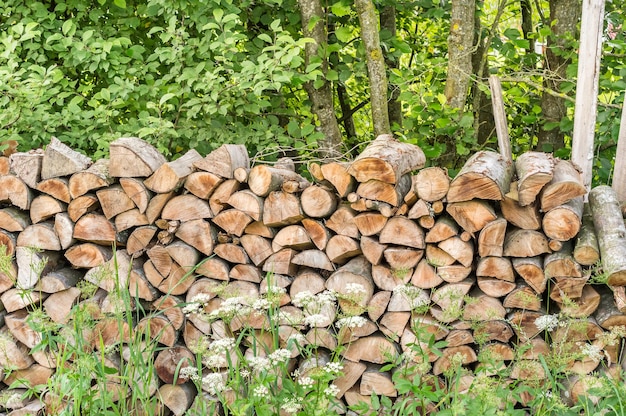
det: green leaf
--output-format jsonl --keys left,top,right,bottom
{"left": 335, "top": 27, "right": 352, "bottom": 43}
{"left": 326, "top": 69, "right": 338, "bottom": 81}
{"left": 213, "top": 8, "right": 224, "bottom": 23}
{"left": 113, "top": 0, "right": 126, "bottom": 8}
{"left": 257, "top": 33, "right": 272, "bottom": 43}
{"left": 62, "top": 20, "right": 73, "bottom": 36}
{"left": 159, "top": 93, "right": 176, "bottom": 105}
{"left": 331, "top": 1, "right": 352, "bottom": 17}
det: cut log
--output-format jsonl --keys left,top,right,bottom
{"left": 41, "top": 137, "right": 92, "bottom": 180}
{"left": 326, "top": 206, "right": 360, "bottom": 238}
{"left": 54, "top": 212, "right": 75, "bottom": 250}
{"left": 262, "top": 191, "right": 304, "bottom": 227}
{"left": 128, "top": 264, "right": 159, "bottom": 301}
{"left": 447, "top": 151, "right": 513, "bottom": 202}
{"left": 0, "top": 207, "right": 30, "bottom": 232}
{"left": 96, "top": 185, "right": 136, "bottom": 220}
{"left": 477, "top": 277, "right": 516, "bottom": 297}
{"left": 67, "top": 194, "right": 100, "bottom": 222}
{"left": 507, "top": 310, "right": 543, "bottom": 341}
{"left": 326, "top": 256, "right": 374, "bottom": 314}
{"left": 559, "top": 285, "right": 601, "bottom": 318}
{"left": 360, "top": 364, "right": 397, "bottom": 397}
{"left": 544, "top": 247, "right": 582, "bottom": 278}
{"left": 379, "top": 216, "right": 424, "bottom": 249}
{"left": 573, "top": 203, "right": 600, "bottom": 266}
{"left": 212, "top": 209, "right": 253, "bottom": 237}
{"left": 433, "top": 345, "right": 477, "bottom": 375}
{"left": 226, "top": 189, "right": 264, "bottom": 221}
{"left": 84, "top": 251, "right": 132, "bottom": 292}
{"left": 158, "top": 382, "right": 196, "bottom": 416}
{"left": 549, "top": 276, "right": 588, "bottom": 303}
{"left": 360, "top": 235, "right": 387, "bottom": 265}
{"left": 503, "top": 228, "right": 550, "bottom": 257}
{"left": 446, "top": 200, "right": 497, "bottom": 234}
{"left": 356, "top": 174, "right": 412, "bottom": 207}
{"left": 301, "top": 185, "right": 338, "bottom": 218}
{"left": 9, "top": 151, "right": 43, "bottom": 189}
{"left": 136, "top": 315, "right": 178, "bottom": 347}
{"left": 438, "top": 236, "right": 473, "bottom": 267}
{"left": 326, "top": 235, "right": 362, "bottom": 264}
{"left": 36, "top": 267, "right": 82, "bottom": 293}
{"left": 214, "top": 243, "right": 249, "bottom": 264}
{"left": 411, "top": 258, "right": 443, "bottom": 289}
{"left": 476, "top": 256, "right": 514, "bottom": 281}
{"left": 193, "top": 143, "right": 250, "bottom": 178}
{"left": 248, "top": 165, "right": 309, "bottom": 197}
{"left": 127, "top": 225, "right": 157, "bottom": 256}
{"left": 334, "top": 360, "right": 367, "bottom": 398}
{"left": 346, "top": 134, "right": 426, "bottom": 184}
{"left": 425, "top": 244, "right": 455, "bottom": 267}
{"left": 515, "top": 151, "right": 555, "bottom": 206}
{"left": 500, "top": 193, "right": 542, "bottom": 230}
{"left": 594, "top": 286, "right": 626, "bottom": 329}
{"left": 175, "top": 219, "right": 216, "bottom": 256}
{"left": 320, "top": 162, "right": 356, "bottom": 197}
{"left": 272, "top": 225, "right": 314, "bottom": 251}
{"left": 262, "top": 248, "right": 297, "bottom": 276}
{"left": 17, "top": 223, "right": 61, "bottom": 251}
{"left": 472, "top": 320, "right": 514, "bottom": 344}
{"left": 542, "top": 196, "right": 583, "bottom": 242}
{"left": 503, "top": 283, "right": 542, "bottom": 311}
{"left": 115, "top": 208, "right": 149, "bottom": 232}
{"left": 372, "top": 264, "right": 412, "bottom": 291}
{"left": 37, "top": 177, "right": 71, "bottom": 203}
{"left": 425, "top": 216, "right": 458, "bottom": 244}
{"left": 407, "top": 198, "right": 432, "bottom": 219}
{"left": 342, "top": 335, "right": 399, "bottom": 364}
{"left": 0, "top": 328, "right": 34, "bottom": 369}
{"left": 540, "top": 159, "right": 586, "bottom": 212}
{"left": 161, "top": 194, "right": 213, "bottom": 221}
{"left": 5, "top": 310, "right": 42, "bottom": 348}
{"left": 240, "top": 234, "right": 273, "bottom": 266}
{"left": 353, "top": 212, "right": 388, "bottom": 237}
{"left": 0, "top": 229, "right": 16, "bottom": 256}
{"left": 43, "top": 287, "right": 81, "bottom": 324}
{"left": 73, "top": 214, "right": 119, "bottom": 246}
{"left": 414, "top": 167, "right": 450, "bottom": 202}
{"left": 109, "top": 137, "right": 167, "bottom": 177}
{"left": 588, "top": 186, "right": 626, "bottom": 285}
{"left": 68, "top": 158, "right": 112, "bottom": 199}
{"left": 1, "top": 288, "right": 47, "bottom": 313}
{"left": 144, "top": 149, "right": 202, "bottom": 193}
{"left": 512, "top": 256, "right": 547, "bottom": 294}
{"left": 292, "top": 249, "right": 334, "bottom": 271}
{"left": 462, "top": 289, "right": 506, "bottom": 321}
{"left": 477, "top": 217, "right": 507, "bottom": 257}
{"left": 64, "top": 243, "right": 113, "bottom": 268}
{"left": 437, "top": 265, "right": 472, "bottom": 283}
{"left": 196, "top": 257, "right": 229, "bottom": 281}
{"left": 0, "top": 174, "right": 33, "bottom": 210}
{"left": 383, "top": 247, "right": 423, "bottom": 270}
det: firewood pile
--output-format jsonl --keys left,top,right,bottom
{"left": 0, "top": 134, "right": 625, "bottom": 414}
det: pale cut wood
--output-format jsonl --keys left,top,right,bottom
{"left": 512, "top": 256, "right": 547, "bottom": 294}
{"left": 388, "top": 285, "right": 429, "bottom": 312}
{"left": 84, "top": 251, "right": 132, "bottom": 292}
{"left": 67, "top": 194, "right": 99, "bottom": 222}
{"left": 43, "top": 287, "right": 81, "bottom": 323}
{"left": 37, "top": 177, "right": 71, "bottom": 203}
{"left": 144, "top": 149, "right": 202, "bottom": 193}
{"left": 195, "top": 258, "right": 229, "bottom": 281}
{"left": 503, "top": 228, "right": 550, "bottom": 257}
{"left": 447, "top": 151, "right": 513, "bottom": 202}
{"left": 500, "top": 193, "right": 542, "bottom": 230}
{"left": 119, "top": 177, "right": 152, "bottom": 214}
{"left": 68, "top": 158, "right": 112, "bottom": 199}
{"left": 36, "top": 267, "right": 82, "bottom": 293}
{"left": 346, "top": 134, "right": 426, "bottom": 184}
{"left": 414, "top": 167, "right": 450, "bottom": 201}
{"left": 184, "top": 171, "right": 223, "bottom": 200}
{"left": 136, "top": 315, "right": 178, "bottom": 347}
{"left": 297, "top": 219, "right": 327, "bottom": 251}
{"left": 508, "top": 310, "right": 543, "bottom": 341}
{"left": 473, "top": 320, "right": 514, "bottom": 344}
{"left": 272, "top": 225, "right": 313, "bottom": 252}
{"left": 161, "top": 194, "right": 213, "bottom": 221}
{"left": 540, "top": 159, "right": 586, "bottom": 211}
{"left": 542, "top": 196, "right": 583, "bottom": 241}
{"left": 360, "top": 235, "right": 387, "bottom": 265}
{"left": 595, "top": 286, "right": 626, "bottom": 329}
{"left": 41, "top": 137, "right": 92, "bottom": 179}
{"left": 407, "top": 198, "right": 431, "bottom": 219}
{"left": 0, "top": 328, "right": 34, "bottom": 369}
{"left": 4, "top": 364, "right": 52, "bottom": 390}
{"left": 152, "top": 295, "right": 185, "bottom": 330}
{"left": 379, "top": 216, "right": 424, "bottom": 249}
{"left": 367, "top": 290, "right": 391, "bottom": 322}
{"left": 433, "top": 345, "right": 477, "bottom": 376}
{"left": 477, "top": 276, "right": 516, "bottom": 297}
{"left": 445, "top": 329, "right": 474, "bottom": 347}
{"left": 73, "top": 214, "right": 118, "bottom": 246}
{"left": 383, "top": 247, "right": 423, "bottom": 270}
{"left": 462, "top": 289, "right": 506, "bottom": 321}
{"left": 290, "top": 268, "right": 326, "bottom": 297}
{"left": 372, "top": 264, "right": 412, "bottom": 291}
{"left": 379, "top": 311, "right": 411, "bottom": 340}
{"left": 54, "top": 212, "right": 75, "bottom": 250}
{"left": 589, "top": 186, "right": 626, "bottom": 285}
{"left": 326, "top": 235, "right": 362, "bottom": 264}
{"left": 411, "top": 258, "right": 443, "bottom": 289}
{"left": 360, "top": 365, "right": 397, "bottom": 397}
{"left": 425, "top": 244, "right": 455, "bottom": 267}
{"left": 292, "top": 249, "right": 334, "bottom": 271}
{"left": 115, "top": 208, "right": 149, "bottom": 232}
{"left": 127, "top": 226, "right": 157, "bottom": 257}
{"left": 477, "top": 217, "right": 507, "bottom": 257}
{"left": 194, "top": 143, "right": 250, "bottom": 178}
{"left": 237, "top": 234, "right": 270, "bottom": 267}
{"left": 0, "top": 174, "right": 33, "bottom": 210}
{"left": 109, "top": 137, "right": 167, "bottom": 177}
{"left": 17, "top": 223, "right": 61, "bottom": 251}
{"left": 158, "top": 382, "right": 196, "bottom": 416}
{"left": 1, "top": 288, "right": 47, "bottom": 313}
{"left": 96, "top": 184, "right": 135, "bottom": 219}
{"left": 9, "top": 151, "right": 43, "bottom": 189}
{"left": 64, "top": 243, "right": 113, "bottom": 268}
{"left": 326, "top": 256, "right": 374, "bottom": 314}
{"left": 128, "top": 264, "right": 159, "bottom": 301}
{"left": 425, "top": 216, "right": 458, "bottom": 243}
{"left": 209, "top": 178, "right": 240, "bottom": 215}
{"left": 326, "top": 206, "right": 360, "bottom": 238}
{"left": 446, "top": 200, "right": 497, "bottom": 234}
{"left": 437, "top": 264, "right": 472, "bottom": 283}
{"left": 334, "top": 360, "right": 367, "bottom": 398}
{"left": 549, "top": 275, "right": 588, "bottom": 303}
{"left": 301, "top": 185, "right": 338, "bottom": 218}
{"left": 0, "top": 207, "right": 30, "bottom": 232}
{"left": 175, "top": 219, "right": 216, "bottom": 256}
{"left": 503, "top": 283, "right": 542, "bottom": 311}
{"left": 559, "top": 284, "right": 600, "bottom": 318}
{"left": 227, "top": 189, "right": 264, "bottom": 221}
{"left": 342, "top": 335, "right": 399, "bottom": 364}
{"left": 356, "top": 174, "right": 412, "bottom": 207}
{"left": 320, "top": 162, "right": 356, "bottom": 197}
{"left": 0, "top": 229, "right": 16, "bottom": 256}
{"left": 515, "top": 151, "right": 555, "bottom": 206}
{"left": 212, "top": 209, "right": 253, "bottom": 237}
{"left": 262, "top": 248, "right": 297, "bottom": 276}
{"left": 213, "top": 243, "right": 249, "bottom": 264}
{"left": 5, "top": 310, "right": 42, "bottom": 348}
{"left": 476, "top": 256, "right": 514, "bottom": 281}
{"left": 573, "top": 203, "right": 600, "bottom": 266}
{"left": 260, "top": 191, "right": 303, "bottom": 227}
{"left": 248, "top": 165, "right": 309, "bottom": 197}
{"left": 544, "top": 247, "right": 582, "bottom": 278}
{"left": 431, "top": 279, "right": 473, "bottom": 315}
{"left": 0, "top": 156, "right": 8, "bottom": 175}
{"left": 438, "top": 236, "right": 473, "bottom": 267}
{"left": 353, "top": 212, "right": 388, "bottom": 237}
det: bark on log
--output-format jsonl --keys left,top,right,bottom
{"left": 573, "top": 203, "right": 600, "bottom": 266}
{"left": 193, "top": 143, "right": 250, "bottom": 179}
{"left": 41, "top": 137, "right": 92, "bottom": 180}
{"left": 109, "top": 137, "right": 167, "bottom": 178}
{"left": 515, "top": 151, "right": 555, "bottom": 206}
{"left": 447, "top": 151, "right": 513, "bottom": 202}
{"left": 540, "top": 159, "right": 586, "bottom": 212}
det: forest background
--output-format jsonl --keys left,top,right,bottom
{"left": 0, "top": 0, "right": 624, "bottom": 183}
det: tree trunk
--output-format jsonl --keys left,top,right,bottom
{"left": 380, "top": 6, "right": 402, "bottom": 129}
{"left": 355, "top": 0, "right": 391, "bottom": 135}
{"left": 445, "top": 0, "right": 476, "bottom": 109}
{"left": 298, "top": 0, "right": 343, "bottom": 158}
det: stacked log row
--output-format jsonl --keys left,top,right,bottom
{"left": 0, "top": 134, "right": 624, "bottom": 415}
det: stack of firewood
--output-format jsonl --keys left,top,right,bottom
{"left": 0, "top": 134, "right": 625, "bottom": 415}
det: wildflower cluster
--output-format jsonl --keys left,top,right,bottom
{"left": 292, "top": 290, "right": 337, "bottom": 328}
{"left": 393, "top": 284, "right": 430, "bottom": 312}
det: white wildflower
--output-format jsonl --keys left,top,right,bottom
{"left": 534, "top": 314, "right": 559, "bottom": 332}
{"left": 324, "top": 384, "right": 340, "bottom": 397}
{"left": 580, "top": 343, "right": 603, "bottom": 361}
{"left": 336, "top": 316, "right": 368, "bottom": 329}
{"left": 204, "top": 353, "right": 227, "bottom": 368}
{"left": 287, "top": 333, "right": 306, "bottom": 345}
{"left": 267, "top": 285, "right": 287, "bottom": 295}
{"left": 182, "top": 302, "right": 201, "bottom": 315}
{"left": 279, "top": 310, "right": 304, "bottom": 325}
{"left": 253, "top": 385, "right": 269, "bottom": 398}
{"left": 252, "top": 298, "right": 271, "bottom": 311}
{"left": 281, "top": 397, "right": 303, "bottom": 414}
{"left": 239, "top": 369, "right": 250, "bottom": 378}
{"left": 323, "top": 362, "right": 344, "bottom": 374}
{"left": 179, "top": 366, "right": 200, "bottom": 382}
{"left": 210, "top": 338, "right": 236, "bottom": 352}
{"left": 304, "top": 313, "right": 328, "bottom": 327}
{"left": 202, "top": 373, "right": 226, "bottom": 395}
{"left": 298, "top": 376, "right": 315, "bottom": 388}
{"left": 292, "top": 291, "right": 315, "bottom": 308}
{"left": 248, "top": 356, "right": 271, "bottom": 373}
{"left": 394, "top": 284, "right": 429, "bottom": 310}
{"left": 316, "top": 290, "right": 337, "bottom": 304}
{"left": 190, "top": 293, "right": 213, "bottom": 305}
{"left": 345, "top": 283, "right": 367, "bottom": 296}
{"left": 269, "top": 348, "right": 292, "bottom": 363}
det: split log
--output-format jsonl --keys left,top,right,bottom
{"left": 438, "top": 237, "right": 473, "bottom": 267}
{"left": 0, "top": 328, "right": 34, "bottom": 369}
{"left": 9, "top": 151, "right": 43, "bottom": 189}
{"left": 447, "top": 151, "right": 513, "bottom": 202}
{"left": 158, "top": 382, "right": 196, "bottom": 416}
{"left": 540, "top": 159, "right": 586, "bottom": 212}
{"left": 42, "top": 287, "right": 81, "bottom": 323}
{"left": 272, "top": 225, "right": 314, "bottom": 251}
{"left": 301, "top": 185, "right": 338, "bottom": 218}
{"left": 411, "top": 259, "right": 443, "bottom": 289}
{"left": 73, "top": 214, "right": 119, "bottom": 246}
{"left": 559, "top": 285, "right": 601, "bottom": 318}
{"left": 360, "top": 235, "right": 387, "bottom": 265}
{"left": 144, "top": 149, "right": 202, "bottom": 193}
{"left": 436, "top": 265, "right": 472, "bottom": 283}
{"left": 239, "top": 234, "right": 273, "bottom": 266}
{"left": 407, "top": 198, "right": 432, "bottom": 220}
{"left": 372, "top": 265, "right": 411, "bottom": 291}
{"left": 353, "top": 212, "right": 388, "bottom": 237}
{"left": 184, "top": 171, "right": 223, "bottom": 200}
{"left": 326, "top": 256, "right": 374, "bottom": 314}
{"left": 379, "top": 216, "right": 424, "bottom": 249}
{"left": 136, "top": 315, "right": 178, "bottom": 347}
{"left": 119, "top": 177, "right": 152, "bottom": 214}
{"left": 425, "top": 216, "right": 458, "bottom": 244}
{"left": 462, "top": 289, "right": 506, "bottom": 321}
{"left": 477, "top": 217, "right": 507, "bottom": 257}
{"left": 360, "top": 364, "right": 397, "bottom": 397}
{"left": 326, "top": 235, "right": 362, "bottom": 264}
{"left": 37, "top": 177, "right": 71, "bottom": 203}
{"left": 212, "top": 209, "right": 253, "bottom": 237}
{"left": 262, "top": 191, "right": 304, "bottom": 227}
{"left": 500, "top": 193, "right": 542, "bottom": 230}
{"left": 512, "top": 257, "right": 547, "bottom": 294}
{"left": 476, "top": 256, "right": 514, "bottom": 281}
{"left": 542, "top": 196, "right": 583, "bottom": 242}
{"left": 115, "top": 208, "right": 149, "bottom": 232}
{"left": 514, "top": 151, "right": 555, "bottom": 206}
{"left": 414, "top": 167, "right": 450, "bottom": 202}
{"left": 477, "top": 277, "right": 516, "bottom": 297}
{"left": 248, "top": 165, "right": 309, "bottom": 197}
{"left": 326, "top": 206, "right": 360, "bottom": 238}
{"left": 175, "top": 219, "right": 215, "bottom": 256}
{"left": 383, "top": 247, "right": 423, "bottom": 270}
{"left": 162, "top": 194, "right": 213, "bottom": 221}
{"left": 320, "top": 162, "right": 356, "bottom": 197}
{"left": 68, "top": 194, "right": 100, "bottom": 222}
{"left": 54, "top": 212, "right": 75, "bottom": 249}
{"left": 292, "top": 250, "right": 334, "bottom": 271}
{"left": 0, "top": 175, "right": 33, "bottom": 210}
{"left": 109, "top": 137, "right": 167, "bottom": 177}
{"left": 433, "top": 345, "right": 477, "bottom": 375}
{"left": 68, "top": 159, "right": 112, "bottom": 199}
{"left": 290, "top": 268, "right": 326, "bottom": 299}
{"left": 0, "top": 207, "right": 30, "bottom": 232}
{"left": 262, "top": 248, "right": 297, "bottom": 275}
{"left": 1, "top": 288, "right": 47, "bottom": 313}
{"left": 97, "top": 185, "right": 136, "bottom": 219}
{"left": 17, "top": 223, "right": 61, "bottom": 251}
{"left": 41, "top": 137, "right": 92, "bottom": 180}
{"left": 342, "top": 335, "right": 399, "bottom": 364}
{"left": 227, "top": 189, "right": 264, "bottom": 221}
{"left": 502, "top": 283, "right": 542, "bottom": 311}
{"left": 193, "top": 143, "right": 250, "bottom": 178}
{"left": 573, "top": 203, "right": 600, "bottom": 266}
{"left": 84, "top": 251, "right": 132, "bottom": 292}
{"left": 446, "top": 200, "right": 497, "bottom": 234}
{"left": 503, "top": 228, "right": 550, "bottom": 257}
{"left": 507, "top": 310, "right": 543, "bottom": 341}
{"left": 347, "top": 134, "right": 426, "bottom": 184}
{"left": 588, "top": 186, "right": 626, "bottom": 285}
{"left": 65, "top": 243, "right": 113, "bottom": 268}
{"left": 594, "top": 286, "right": 626, "bottom": 329}
{"left": 355, "top": 174, "right": 412, "bottom": 207}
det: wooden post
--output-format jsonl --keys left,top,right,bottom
{"left": 571, "top": 0, "right": 606, "bottom": 193}
{"left": 612, "top": 91, "right": 626, "bottom": 202}
{"left": 489, "top": 76, "right": 512, "bottom": 161}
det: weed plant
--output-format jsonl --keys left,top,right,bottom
{"left": 1, "top": 248, "right": 626, "bottom": 415}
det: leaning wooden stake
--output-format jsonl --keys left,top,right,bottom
{"left": 488, "top": 75, "right": 512, "bottom": 161}
{"left": 612, "top": 89, "right": 626, "bottom": 204}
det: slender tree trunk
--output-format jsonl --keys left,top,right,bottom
{"left": 355, "top": 0, "right": 391, "bottom": 136}
{"left": 380, "top": 6, "right": 402, "bottom": 130}
{"left": 520, "top": 0, "right": 535, "bottom": 55}
{"left": 298, "top": 0, "right": 343, "bottom": 158}
{"left": 472, "top": 6, "right": 495, "bottom": 145}
{"left": 445, "top": 0, "right": 476, "bottom": 110}
{"left": 536, "top": 0, "right": 580, "bottom": 152}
